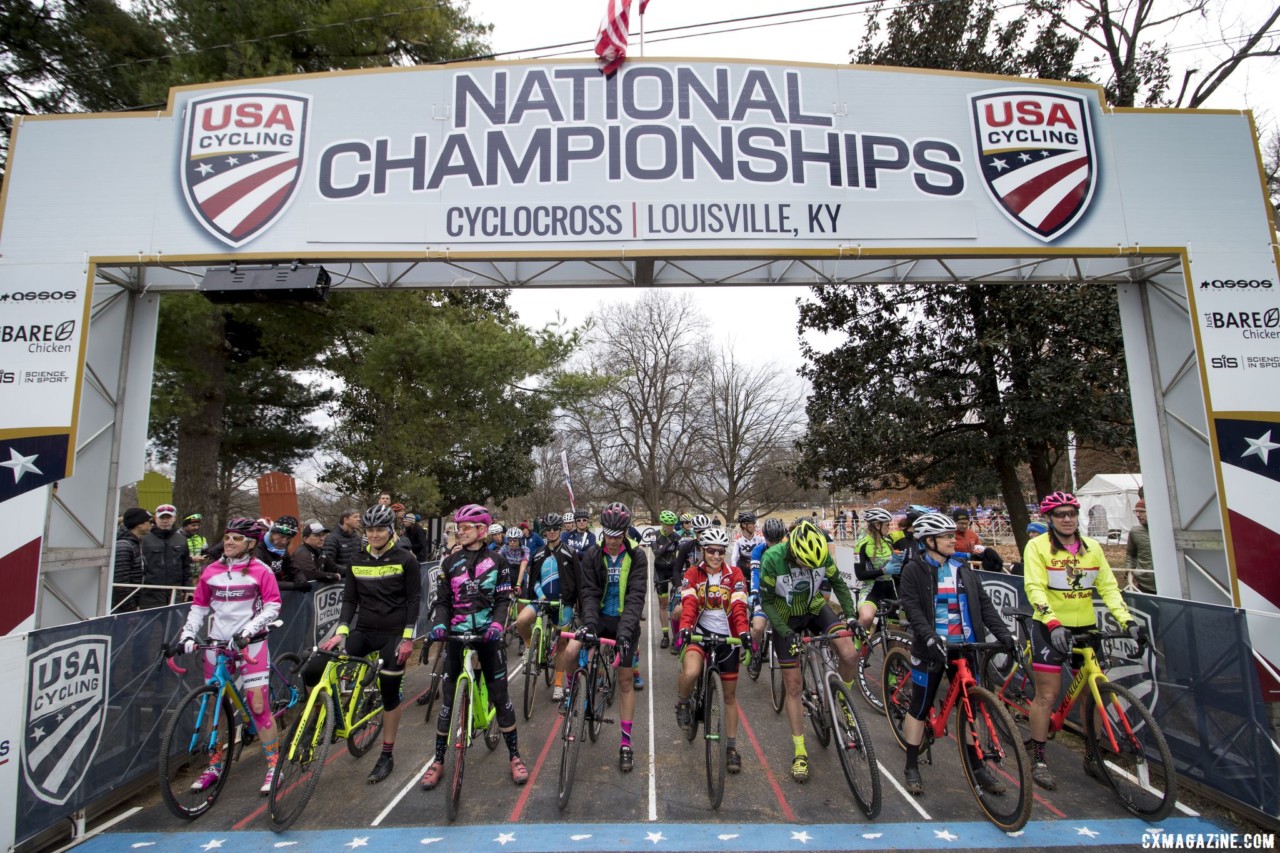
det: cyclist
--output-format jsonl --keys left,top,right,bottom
{"left": 182, "top": 513, "right": 207, "bottom": 569}
{"left": 518, "top": 513, "right": 577, "bottom": 700}
{"left": 314, "top": 504, "right": 421, "bottom": 784}
{"left": 421, "top": 504, "right": 526, "bottom": 789}
{"left": 577, "top": 502, "right": 648, "bottom": 773}
{"left": 677, "top": 512, "right": 694, "bottom": 538}
{"left": 487, "top": 522, "right": 506, "bottom": 551}
{"left": 1023, "top": 491, "right": 1145, "bottom": 790}
{"left": 651, "top": 510, "right": 683, "bottom": 650}
{"left": 674, "top": 527, "right": 751, "bottom": 773}
{"left": 565, "top": 508, "right": 597, "bottom": 557}
{"left": 177, "top": 517, "right": 283, "bottom": 794}
{"left": 758, "top": 520, "right": 860, "bottom": 783}
{"left": 259, "top": 516, "right": 310, "bottom": 592}
{"left": 745, "top": 517, "right": 787, "bottom": 678}
{"left": 896, "top": 512, "right": 1015, "bottom": 796}
{"left": 501, "top": 527, "right": 531, "bottom": 593}
{"left": 730, "top": 511, "right": 765, "bottom": 583}
{"left": 854, "top": 507, "right": 900, "bottom": 631}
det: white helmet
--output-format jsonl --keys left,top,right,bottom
{"left": 487, "top": 522, "right": 505, "bottom": 536}
{"left": 699, "top": 527, "right": 730, "bottom": 548}
{"left": 505, "top": 526, "right": 524, "bottom": 539}
{"left": 690, "top": 513, "right": 711, "bottom": 531}
{"left": 912, "top": 512, "right": 957, "bottom": 539}
{"left": 863, "top": 507, "right": 893, "bottom": 525}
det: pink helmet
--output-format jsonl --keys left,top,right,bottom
{"left": 453, "top": 503, "right": 492, "bottom": 525}
{"left": 1039, "top": 491, "right": 1080, "bottom": 515}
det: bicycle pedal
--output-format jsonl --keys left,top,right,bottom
{"left": 599, "top": 717, "right": 615, "bottom": 725}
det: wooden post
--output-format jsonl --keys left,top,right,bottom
{"left": 258, "top": 471, "right": 302, "bottom": 550}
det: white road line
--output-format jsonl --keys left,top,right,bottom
{"left": 370, "top": 653, "right": 526, "bottom": 826}
{"left": 878, "top": 760, "right": 932, "bottom": 820}
{"left": 646, "top": 555, "right": 658, "bottom": 822}
{"left": 1101, "top": 759, "right": 1198, "bottom": 816}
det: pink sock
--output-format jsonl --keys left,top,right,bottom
{"left": 621, "top": 720, "right": 633, "bottom": 748}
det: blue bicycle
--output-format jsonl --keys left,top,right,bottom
{"left": 158, "top": 630, "right": 301, "bottom": 819}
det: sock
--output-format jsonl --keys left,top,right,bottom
{"left": 726, "top": 737, "right": 736, "bottom": 751}
{"left": 261, "top": 739, "right": 279, "bottom": 769}
{"left": 792, "top": 734, "right": 807, "bottom": 758}
{"left": 1031, "top": 739, "right": 1046, "bottom": 764}
{"left": 662, "top": 626, "right": 669, "bottom": 636}
{"left": 905, "top": 742, "right": 920, "bottom": 771}
{"left": 553, "top": 670, "right": 564, "bottom": 688}
{"left": 434, "top": 733, "right": 448, "bottom": 763}
{"left": 503, "top": 729, "right": 520, "bottom": 759}
{"left": 621, "top": 720, "right": 633, "bottom": 748}
{"left": 209, "top": 745, "right": 224, "bottom": 773}
{"left": 381, "top": 741, "right": 394, "bottom": 756}
{"left": 844, "top": 678, "right": 856, "bottom": 695}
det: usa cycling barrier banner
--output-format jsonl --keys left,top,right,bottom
{"left": 1, "top": 634, "right": 25, "bottom": 853}
{"left": 977, "top": 570, "right": 1279, "bottom": 816}
{"left": 415, "top": 560, "right": 444, "bottom": 639}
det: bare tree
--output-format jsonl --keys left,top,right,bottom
{"left": 683, "top": 349, "right": 807, "bottom": 521}
{"left": 559, "top": 290, "right": 711, "bottom": 518}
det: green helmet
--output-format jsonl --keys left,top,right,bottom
{"left": 659, "top": 510, "right": 679, "bottom": 525}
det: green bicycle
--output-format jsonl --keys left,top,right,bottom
{"left": 518, "top": 598, "right": 560, "bottom": 720}
{"left": 267, "top": 648, "right": 385, "bottom": 832}
{"left": 438, "top": 633, "right": 501, "bottom": 822}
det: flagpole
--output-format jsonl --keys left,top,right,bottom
{"left": 639, "top": 2, "right": 645, "bottom": 57}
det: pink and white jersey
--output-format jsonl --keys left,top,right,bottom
{"left": 183, "top": 555, "right": 282, "bottom": 642}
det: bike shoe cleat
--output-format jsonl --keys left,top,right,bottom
{"left": 510, "top": 755, "right": 529, "bottom": 785}
{"left": 660, "top": 634, "right": 670, "bottom": 649}
{"left": 904, "top": 767, "right": 924, "bottom": 795}
{"left": 367, "top": 751, "right": 394, "bottom": 784}
{"left": 190, "top": 766, "right": 221, "bottom": 792}
{"left": 675, "top": 700, "right": 692, "bottom": 731}
{"left": 259, "top": 765, "right": 276, "bottom": 795}
{"left": 1083, "top": 753, "right": 1101, "bottom": 780}
{"left": 726, "top": 747, "right": 742, "bottom": 775}
{"left": 971, "top": 763, "right": 1006, "bottom": 795}
{"left": 1032, "top": 760, "right": 1057, "bottom": 790}
{"left": 619, "top": 745, "right": 635, "bottom": 773}
{"left": 420, "top": 761, "right": 443, "bottom": 790}
{"left": 790, "top": 754, "right": 810, "bottom": 784}
{"left": 633, "top": 674, "right": 645, "bottom": 690}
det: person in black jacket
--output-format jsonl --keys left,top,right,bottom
{"left": 515, "top": 513, "right": 578, "bottom": 701}
{"left": 257, "top": 516, "right": 310, "bottom": 592}
{"left": 113, "top": 507, "right": 151, "bottom": 611}
{"left": 294, "top": 521, "right": 342, "bottom": 583}
{"left": 897, "top": 512, "right": 1015, "bottom": 797}
{"left": 575, "top": 502, "right": 648, "bottom": 773}
{"left": 650, "top": 510, "right": 682, "bottom": 650}
{"left": 393, "top": 504, "right": 429, "bottom": 561}
{"left": 323, "top": 509, "right": 362, "bottom": 575}
{"left": 139, "top": 504, "right": 192, "bottom": 608}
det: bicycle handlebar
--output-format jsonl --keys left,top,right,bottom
{"left": 559, "top": 631, "right": 617, "bottom": 647}
{"left": 163, "top": 639, "right": 258, "bottom": 676}
{"left": 516, "top": 598, "right": 559, "bottom": 609}
{"left": 801, "top": 630, "right": 855, "bottom": 643}
{"left": 688, "top": 634, "right": 742, "bottom": 646}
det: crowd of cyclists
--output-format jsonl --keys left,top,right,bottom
{"left": 161, "top": 488, "right": 1157, "bottom": 820}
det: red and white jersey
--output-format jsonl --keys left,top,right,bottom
{"left": 183, "top": 555, "right": 282, "bottom": 642}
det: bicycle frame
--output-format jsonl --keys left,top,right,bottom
{"left": 447, "top": 636, "right": 497, "bottom": 746}
{"left": 285, "top": 650, "right": 381, "bottom": 760}
{"left": 166, "top": 643, "right": 258, "bottom": 749}
{"left": 518, "top": 599, "right": 560, "bottom": 668}
{"left": 898, "top": 641, "right": 1007, "bottom": 756}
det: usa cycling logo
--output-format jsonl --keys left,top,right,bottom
{"left": 23, "top": 636, "right": 111, "bottom": 805}
{"left": 969, "top": 89, "right": 1098, "bottom": 242}
{"left": 180, "top": 91, "right": 311, "bottom": 247}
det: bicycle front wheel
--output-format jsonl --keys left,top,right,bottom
{"left": 857, "top": 631, "right": 908, "bottom": 716}
{"left": 523, "top": 623, "right": 541, "bottom": 720}
{"left": 803, "top": 652, "right": 831, "bottom": 748}
{"left": 422, "top": 645, "right": 447, "bottom": 722}
{"left": 446, "top": 674, "right": 471, "bottom": 823}
{"left": 269, "top": 691, "right": 335, "bottom": 832}
{"left": 542, "top": 621, "right": 556, "bottom": 687}
{"left": 589, "top": 663, "right": 607, "bottom": 743}
{"left": 158, "top": 684, "right": 234, "bottom": 820}
{"left": 1084, "top": 681, "right": 1177, "bottom": 821}
{"left": 826, "top": 671, "right": 881, "bottom": 818}
{"left": 557, "top": 670, "right": 588, "bottom": 811}
{"left": 768, "top": 638, "right": 785, "bottom": 714}
{"left": 346, "top": 663, "right": 384, "bottom": 759}
{"left": 882, "top": 646, "right": 915, "bottom": 752}
{"left": 705, "top": 670, "right": 726, "bottom": 810}
{"left": 956, "top": 685, "right": 1032, "bottom": 832}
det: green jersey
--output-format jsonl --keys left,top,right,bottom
{"left": 757, "top": 540, "right": 855, "bottom": 634}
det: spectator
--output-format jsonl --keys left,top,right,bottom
{"left": 1125, "top": 499, "right": 1155, "bottom": 594}
{"left": 294, "top": 521, "right": 342, "bottom": 583}
{"left": 113, "top": 507, "right": 151, "bottom": 612}
{"left": 849, "top": 507, "right": 860, "bottom": 539}
{"left": 394, "top": 503, "right": 428, "bottom": 561}
{"left": 140, "top": 504, "right": 192, "bottom": 608}
{"left": 951, "top": 510, "right": 1004, "bottom": 573}
{"left": 377, "top": 491, "right": 392, "bottom": 507}
{"left": 181, "top": 513, "right": 208, "bottom": 570}
{"left": 324, "top": 508, "right": 362, "bottom": 575}
{"left": 257, "top": 515, "right": 309, "bottom": 591}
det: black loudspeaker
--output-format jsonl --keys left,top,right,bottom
{"left": 198, "top": 265, "right": 330, "bottom": 304}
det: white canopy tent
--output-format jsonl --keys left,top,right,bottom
{"left": 1077, "top": 473, "right": 1144, "bottom": 542}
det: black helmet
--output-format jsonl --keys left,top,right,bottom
{"left": 542, "top": 512, "right": 563, "bottom": 529}
{"left": 736, "top": 511, "right": 757, "bottom": 524}
{"left": 362, "top": 504, "right": 396, "bottom": 529}
{"left": 599, "top": 502, "right": 632, "bottom": 536}
{"left": 762, "top": 517, "right": 787, "bottom": 543}
{"left": 224, "top": 517, "right": 263, "bottom": 541}
{"left": 573, "top": 508, "right": 590, "bottom": 520}
{"left": 272, "top": 515, "right": 299, "bottom": 537}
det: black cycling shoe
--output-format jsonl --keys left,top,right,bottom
{"left": 660, "top": 634, "right": 670, "bottom": 649}
{"left": 619, "top": 745, "right": 634, "bottom": 773}
{"left": 368, "top": 751, "right": 394, "bottom": 784}
{"left": 904, "top": 767, "right": 923, "bottom": 795}
{"left": 726, "top": 747, "right": 742, "bottom": 775}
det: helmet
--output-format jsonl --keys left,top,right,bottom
{"left": 600, "top": 501, "right": 632, "bottom": 536}
{"left": 1039, "top": 491, "right": 1080, "bottom": 515}
{"left": 272, "top": 515, "right": 299, "bottom": 537}
{"left": 390, "top": 502, "right": 405, "bottom": 512}
{"left": 362, "top": 505, "right": 396, "bottom": 529}
{"left": 863, "top": 507, "right": 892, "bottom": 525}
{"left": 573, "top": 508, "right": 590, "bottom": 520}
{"left": 788, "top": 521, "right": 829, "bottom": 568}
{"left": 543, "top": 512, "right": 563, "bottom": 529}
{"left": 659, "top": 510, "right": 679, "bottom": 526}
{"left": 736, "top": 511, "right": 756, "bottom": 524}
{"left": 699, "top": 527, "right": 730, "bottom": 548}
{"left": 913, "top": 512, "right": 957, "bottom": 539}
{"left": 762, "top": 517, "right": 787, "bottom": 542}
{"left": 453, "top": 503, "right": 492, "bottom": 525}
{"left": 904, "top": 507, "right": 926, "bottom": 525}
{"left": 182, "top": 513, "right": 202, "bottom": 525}
{"left": 1027, "top": 521, "right": 1049, "bottom": 536}
{"left": 690, "top": 514, "right": 711, "bottom": 531}
{"left": 487, "top": 523, "right": 505, "bottom": 536}
{"left": 505, "top": 526, "right": 523, "bottom": 540}
{"left": 224, "top": 517, "right": 264, "bottom": 541}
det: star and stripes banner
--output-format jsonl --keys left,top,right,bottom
{"left": 595, "top": 0, "right": 649, "bottom": 76}
{"left": 0, "top": 434, "right": 69, "bottom": 505}
{"left": 560, "top": 450, "right": 576, "bottom": 511}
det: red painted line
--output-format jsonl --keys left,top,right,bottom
{"left": 508, "top": 709, "right": 563, "bottom": 822}
{"left": 736, "top": 705, "right": 796, "bottom": 822}
{"left": 232, "top": 685, "right": 431, "bottom": 830}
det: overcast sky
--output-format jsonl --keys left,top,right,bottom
{"left": 477, "top": 0, "right": 1280, "bottom": 373}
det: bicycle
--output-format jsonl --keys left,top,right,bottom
{"left": 762, "top": 624, "right": 785, "bottom": 714}
{"left": 267, "top": 647, "right": 386, "bottom": 831}
{"left": 158, "top": 634, "right": 301, "bottom": 820}
{"left": 681, "top": 634, "right": 744, "bottom": 810}
{"left": 517, "top": 598, "right": 560, "bottom": 720}
{"left": 986, "top": 608, "right": 1177, "bottom": 821}
{"left": 882, "top": 639, "right": 1032, "bottom": 831}
{"left": 795, "top": 630, "right": 882, "bottom": 818}
{"left": 853, "top": 595, "right": 912, "bottom": 716}
{"left": 417, "top": 639, "right": 449, "bottom": 721}
{"left": 436, "top": 633, "right": 502, "bottom": 822}
{"left": 555, "top": 631, "right": 617, "bottom": 811}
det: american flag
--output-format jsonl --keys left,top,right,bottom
{"left": 595, "top": 0, "right": 649, "bottom": 77}
{"left": 561, "top": 450, "right": 576, "bottom": 511}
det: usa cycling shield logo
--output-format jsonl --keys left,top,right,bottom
{"left": 180, "top": 91, "right": 310, "bottom": 247}
{"left": 969, "top": 89, "right": 1098, "bottom": 242}
{"left": 23, "top": 636, "right": 111, "bottom": 805}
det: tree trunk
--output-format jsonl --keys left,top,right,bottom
{"left": 1026, "top": 438, "right": 1055, "bottom": 501}
{"left": 173, "top": 310, "right": 227, "bottom": 531}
